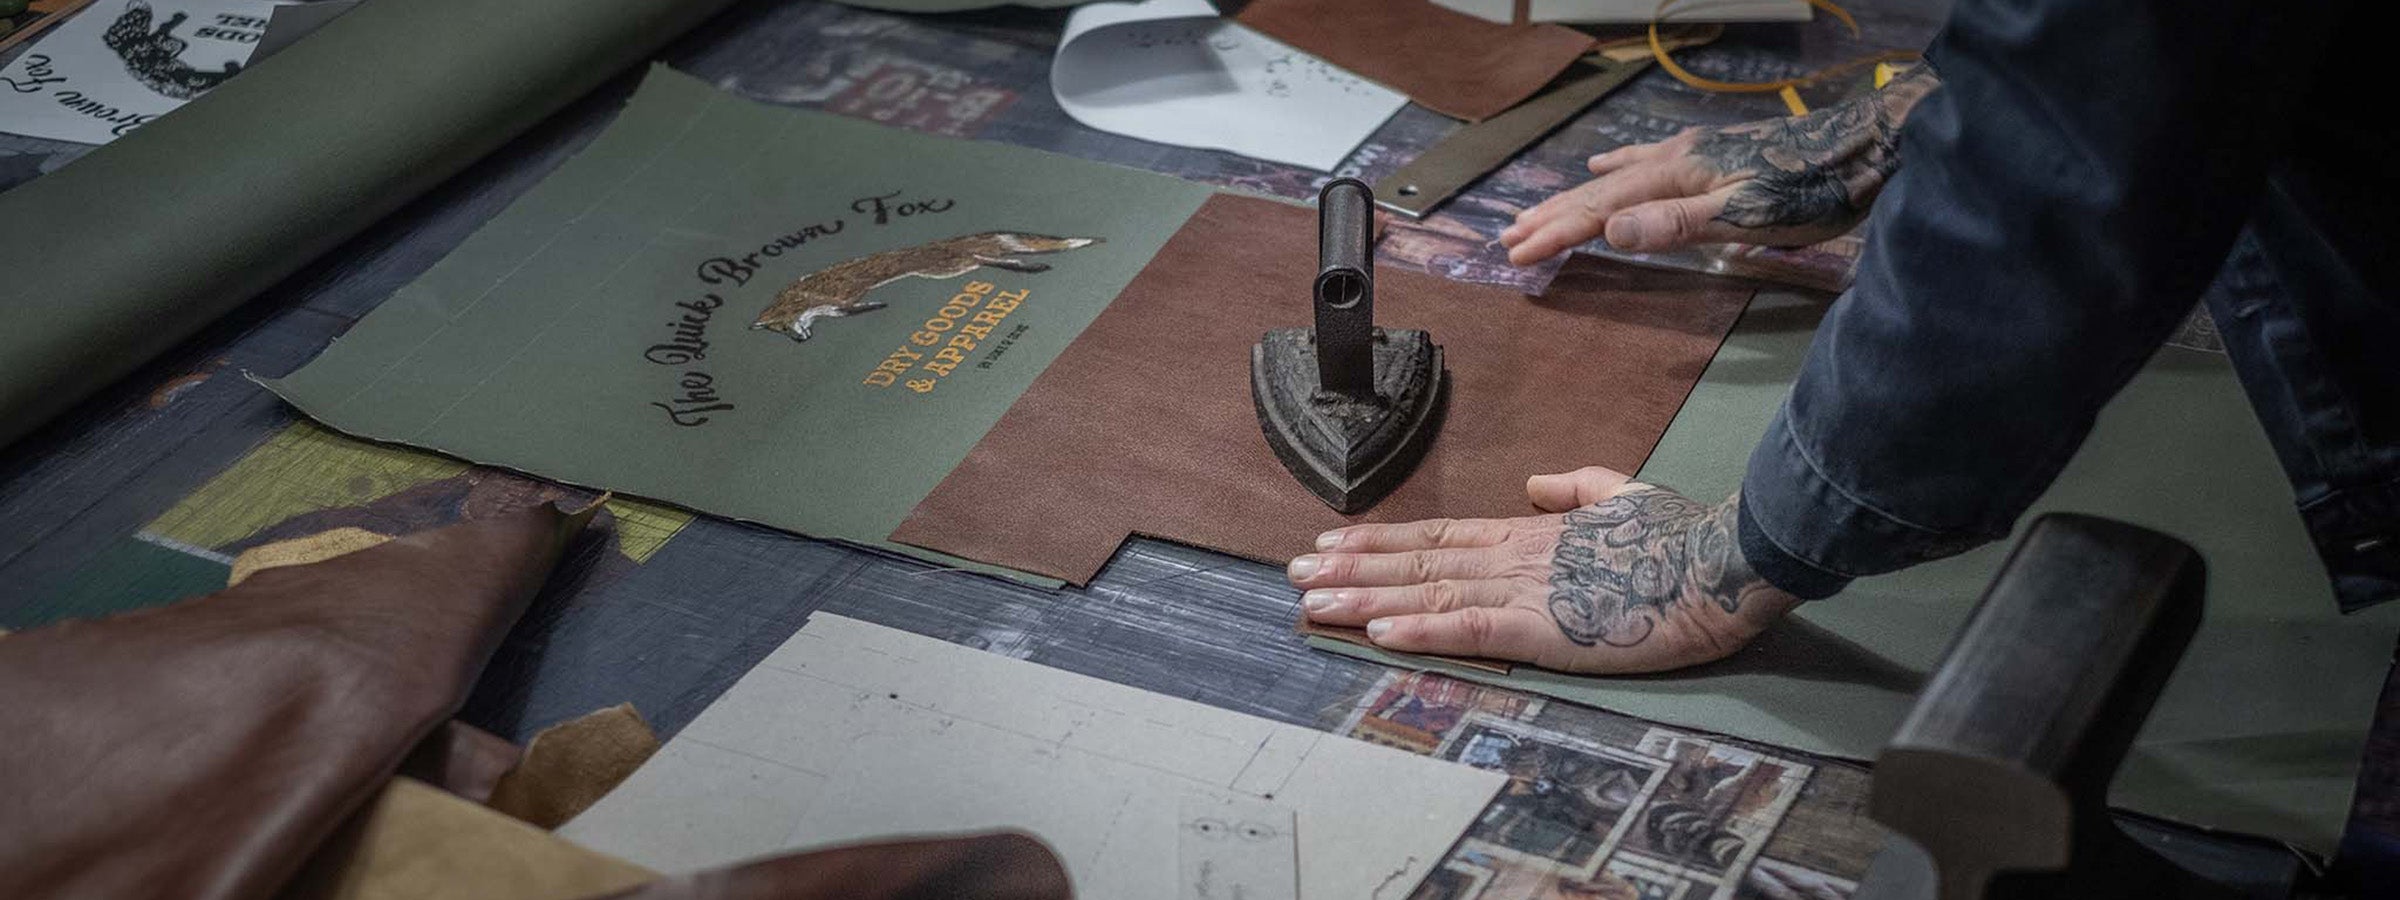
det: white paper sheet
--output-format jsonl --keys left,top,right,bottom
{"left": 1432, "top": 0, "right": 1810, "bottom": 23}
{"left": 562, "top": 614, "right": 1504, "bottom": 898}
{"left": 0, "top": 0, "right": 283, "bottom": 143}
{"left": 1050, "top": 0, "right": 1405, "bottom": 171}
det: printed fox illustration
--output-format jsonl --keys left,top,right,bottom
{"left": 752, "top": 231, "right": 1103, "bottom": 341}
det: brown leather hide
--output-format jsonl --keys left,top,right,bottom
{"left": 893, "top": 193, "right": 1751, "bottom": 584}
{"left": 0, "top": 505, "right": 584, "bottom": 900}
{"left": 1233, "top": 0, "right": 1596, "bottom": 121}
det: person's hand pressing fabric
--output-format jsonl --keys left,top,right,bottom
{"left": 1291, "top": 466, "right": 1799, "bottom": 673}
{"left": 1498, "top": 66, "right": 1939, "bottom": 265}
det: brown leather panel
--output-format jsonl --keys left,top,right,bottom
{"left": 1233, "top": 0, "right": 1596, "bottom": 121}
{"left": 0, "top": 505, "right": 585, "bottom": 900}
{"left": 893, "top": 193, "right": 1750, "bottom": 584}
{"left": 598, "top": 833, "right": 1072, "bottom": 900}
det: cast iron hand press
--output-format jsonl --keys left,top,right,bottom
{"left": 1857, "top": 514, "right": 2258, "bottom": 900}
{"left": 1250, "top": 179, "right": 1449, "bottom": 514}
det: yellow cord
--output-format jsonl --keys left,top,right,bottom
{"left": 1649, "top": 0, "right": 1919, "bottom": 114}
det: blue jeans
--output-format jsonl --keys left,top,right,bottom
{"left": 2204, "top": 172, "right": 2400, "bottom": 612}
{"left": 1732, "top": 0, "right": 2398, "bottom": 611}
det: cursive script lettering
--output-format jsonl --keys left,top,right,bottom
{"left": 52, "top": 90, "right": 157, "bottom": 136}
{"left": 851, "top": 190, "right": 956, "bottom": 225}
{"left": 645, "top": 294, "right": 725, "bottom": 365}
{"left": 696, "top": 220, "right": 846, "bottom": 287}
{"left": 652, "top": 372, "right": 733, "bottom": 426}
{"left": 1, "top": 55, "right": 62, "bottom": 93}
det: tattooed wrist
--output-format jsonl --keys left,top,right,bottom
{"left": 1692, "top": 66, "right": 1940, "bottom": 233}
{"left": 1681, "top": 493, "right": 1780, "bottom": 615}
{"left": 1874, "top": 64, "right": 1941, "bottom": 118}
{"left": 1545, "top": 489, "right": 1780, "bottom": 648}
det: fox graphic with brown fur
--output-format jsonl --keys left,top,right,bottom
{"left": 752, "top": 231, "right": 1102, "bottom": 341}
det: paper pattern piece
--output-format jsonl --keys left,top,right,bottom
{"left": 1052, "top": 0, "right": 1405, "bottom": 171}
{"left": 560, "top": 614, "right": 1504, "bottom": 898}
{"left": 1432, "top": 0, "right": 1809, "bottom": 23}
{"left": 0, "top": 0, "right": 279, "bottom": 143}
{"left": 892, "top": 195, "right": 1753, "bottom": 584}
{"left": 1313, "top": 295, "right": 2400, "bottom": 853}
{"left": 1232, "top": 0, "right": 1595, "bottom": 121}
{"left": 269, "top": 67, "right": 1216, "bottom": 575}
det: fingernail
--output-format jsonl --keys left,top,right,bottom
{"left": 1302, "top": 590, "right": 1343, "bottom": 614}
{"left": 1315, "top": 531, "right": 1344, "bottom": 551}
{"left": 1366, "top": 619, "right": 1393, "bottom": 640}
{"left": 1610, "top": 216, "right": 1643, "bottom": 247}
{"left": 1287, "top": 556, "right": 1321, "bottom": 580}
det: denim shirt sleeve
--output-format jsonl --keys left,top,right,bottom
{"left": 1735, "top": 0, "right": 2332, "bottom": 598}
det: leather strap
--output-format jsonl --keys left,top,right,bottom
{"left": 1373, "top": 56, "right": 1654, "bottom": 219}
{"left": 1373, "top": 24, "right": 1722, "bottom": 220}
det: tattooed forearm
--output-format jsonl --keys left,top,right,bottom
{"left": 1546, "top": 490, "right": 1769, "bottom": 647}
{"left": 1693, "top": 65, "right": 1941, "bottom": 231}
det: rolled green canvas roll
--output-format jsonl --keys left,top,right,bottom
{"left": 0, "top": 0, "right": 742, "bottom": 447}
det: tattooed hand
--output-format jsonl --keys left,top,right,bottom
{"left": 1290, "top": 466, "right": 1798, "bottom": 673}
{"left": 1498, "top": 66, "right": 1939, "bottom": 266}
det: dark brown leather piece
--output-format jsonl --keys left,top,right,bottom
{"left": 0, "top": 505, "right": 585, "bottom": 900}
{"left": 598, "top": 833, "right": 1072, "bottom": 900}
{"left": 1233, "top": 0, "right": 1596, "bottom": 121}
{"left": 893, "top": 194, "right": 1750, "bottom": 584}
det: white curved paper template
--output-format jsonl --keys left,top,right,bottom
{"left": 1051, "top": 0, "right": 1404, "bottom": 171}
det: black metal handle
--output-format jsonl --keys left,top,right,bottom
{"left": 1314, "top": 178, "right": 1375, "bottom": 398}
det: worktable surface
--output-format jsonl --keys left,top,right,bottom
{"left": 0, "top": 0, "right": 2384, "bottom": 894}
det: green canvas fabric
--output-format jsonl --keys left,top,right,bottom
{"left": 270, "top": 67, "right": 1216, "bottom": 573}
{"left": 1316, "top": 292, "right": 2400, "bottom": 853}
{"left": 0, "top": 0, "right": 745, "bottom": 447}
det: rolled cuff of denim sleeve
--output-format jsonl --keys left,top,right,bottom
{"left": 1738, "top": 491, "right": 1851, "bottom": 600}
{"left": 1739, "top": 405, "right": 2005, "bottom": 599}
